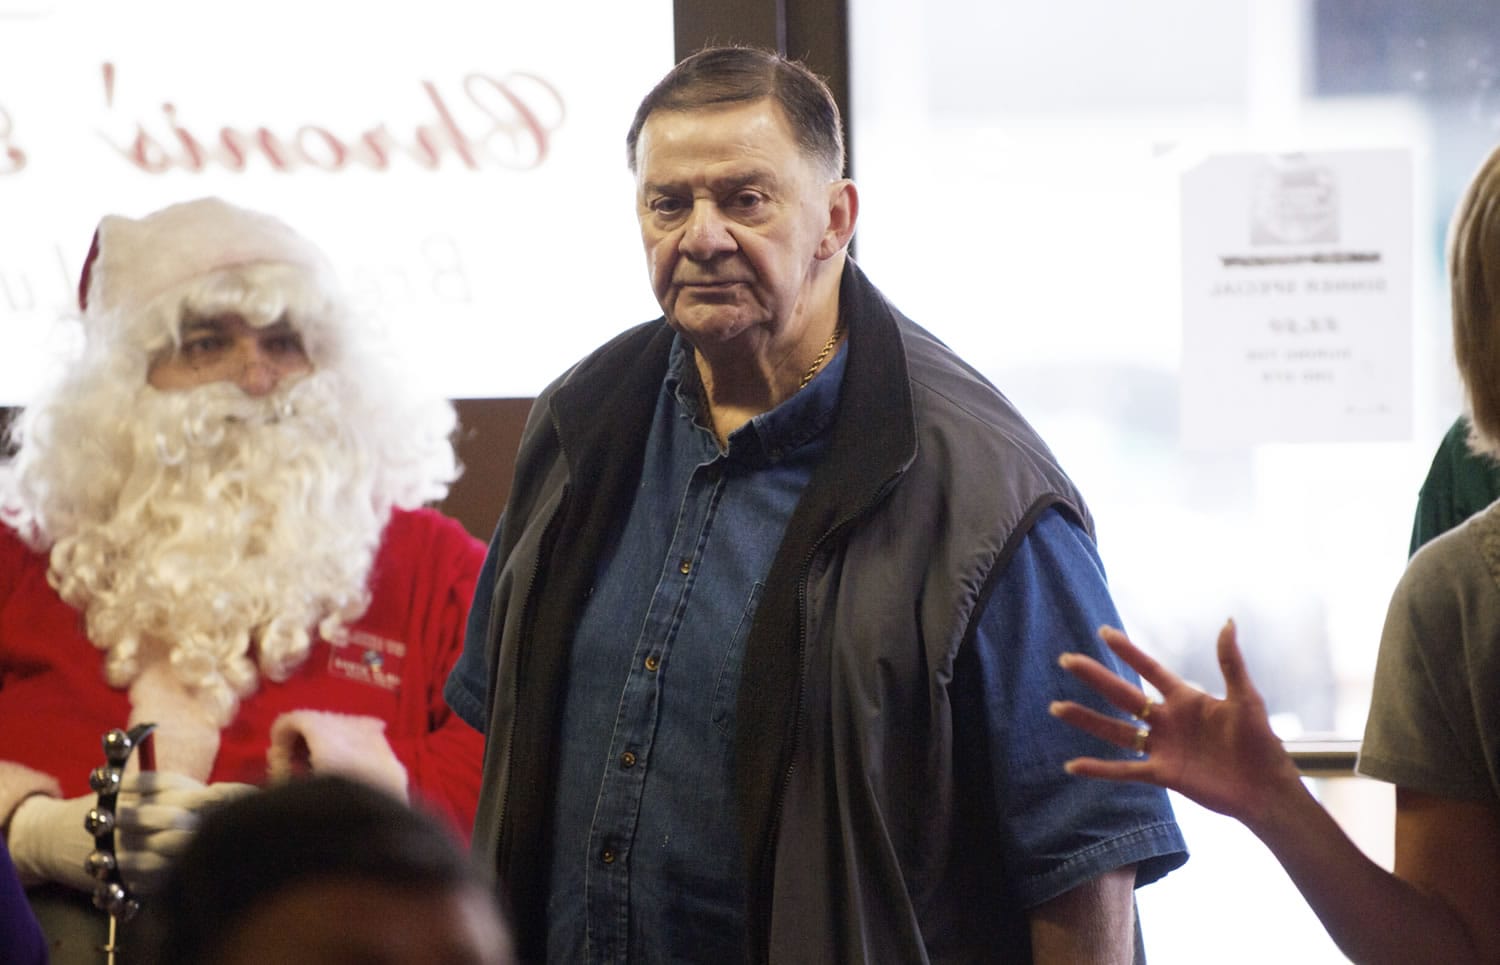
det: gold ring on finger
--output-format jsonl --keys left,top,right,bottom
{"left": 1132, "top": 726, "right": 1150, "bottom": 756}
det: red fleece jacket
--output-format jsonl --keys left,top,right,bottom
{"left": 0, "top": 507, "right": 486, "bottom": 840}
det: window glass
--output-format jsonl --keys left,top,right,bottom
{"left": 0, "top": 0, "right": 673, "bottom": 402}
{"left": 851, "top": 0, "right": 1493, "bottom": 739}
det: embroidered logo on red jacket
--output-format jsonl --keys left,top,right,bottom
{"left": 326, "top": 630, "right": 406, "bottom": 691}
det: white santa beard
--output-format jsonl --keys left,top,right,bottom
{"left": 47, "top": 373, "right": 387, "bottom": 726}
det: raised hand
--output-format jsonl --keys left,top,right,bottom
{"left": 1048, "top": 620, "right": 1304, "bottom": 831}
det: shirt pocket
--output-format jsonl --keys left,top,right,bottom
{"left": 711, "top": 580, "right": 764, "bottom": 737}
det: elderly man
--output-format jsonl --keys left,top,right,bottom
{"left": 0, "top": 197, "right": 485, "bottom": 957}
{"left": 447, "top": 46, "right": 1186, "bottom": 963}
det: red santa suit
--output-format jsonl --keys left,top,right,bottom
{"left": 0, "top": 506, "right": 486, "bottom": 839}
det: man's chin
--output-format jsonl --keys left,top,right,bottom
{"left": 664, "top": 308, "right": 765, "bottom": 347}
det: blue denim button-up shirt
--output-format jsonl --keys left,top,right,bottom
{"left": 544, "top": 336, "right": 845, "bottom": 963}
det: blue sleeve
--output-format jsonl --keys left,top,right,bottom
{"left": 444, "top": 520, "right": 504, "bottom": 732}
{"left": 0, "top": 838, "right": 46, "bottom": 965}
{"left": 953, "top": 507, "right": 1188, "bottom": 907}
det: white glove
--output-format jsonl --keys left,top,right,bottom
{"left": 5, "top": 775, "right": 256, "bottom": 895}
{"left": 114, "top": 772, "right": 255, "bottom": 894}
{"left": 7, "top": 792, "right": 99, "bottom": 891}
{"left": 268, "top": 711, "right": 409, "bottom": 800}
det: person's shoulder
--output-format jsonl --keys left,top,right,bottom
{"left": 525, "top": 319, "right": 674, "bottom": 438}
{"left": 382, "top": 507, "right": 486, "bottom": 561}
{"left": 0, "top": 521, "right": 48, "bottom": 602}
{"left": 1439, "top": 414, "right": 1472, "bottom": 451}
{"left": 0, "top": 520, "right": 27, "bottom": 551}
{"left": 1400, "top": 501, "right": 1500, "bottom": 602}
{"left": 895, "top": 317, "right": 1070, "bottom": 475}
{"left": 840, "top": 263, "right": 1007, "bottom": 426}
{"left": 546, "top": 318, "right": 670, "bottom": 390}
{"left": 896, "top": 316, "right": 988, "bottom": 390}
{"left": 1430, "top": 415, "right": 1500, "bottom": 477}
{"left": 842, "top": 266, "right": 1073, "bottom": 483}
{"left": 891, "top": 316, "right": 1033, "bottom": 432}
{"left": 0, "top": 520, "right": 45, "bottom": 564}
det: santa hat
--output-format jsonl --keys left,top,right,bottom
{"left": 76, "top": 197, "right": 343, "bottom": 352}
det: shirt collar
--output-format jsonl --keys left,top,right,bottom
{"left": 665, "top": 333, "right": 846, "bottom": 467}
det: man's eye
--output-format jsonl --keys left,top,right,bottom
{"left": 651, "top": 197, "right": 686, "bottom": 216}
{"left": 730, "top": 191, "right": 763, "bottom": 209}
{"left": 263, "top": 334, "right": 306, "bottom": 357}
{"left": 180, "top": 336, "right": 229, "bottom": 359}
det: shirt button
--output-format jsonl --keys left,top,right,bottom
{"left": 644, "top": 654, "right": 660, "bottom": 672}
{"left": 620, "top": 751, "right": 636, "bottom": 768}
{"left": 601, "top": 849, "right": 616, "bottom": 864}
{"left": 678, "top": 557, "right": 692, "bottom": 575}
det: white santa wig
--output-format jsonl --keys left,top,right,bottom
{"left": 0, "top": 197, "right": 460, "bottom": 722}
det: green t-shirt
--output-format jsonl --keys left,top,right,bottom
{"left": 1409, "top": 415, "right": 1500, "bottom": 556}
{"left": 1360, "top": 502, "right": 1500, "bottom": 803}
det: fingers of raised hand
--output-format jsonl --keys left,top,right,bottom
{"left": 1214, "top": 618, "right": 1261, "bottom": 701}
{"left": 1057, "top": 651, "right": 1142, "bottom": 709}
{"left": 1049, "top": 700, "right": 1147, "bottom": 754}
{"left": 1061, "top": 752, "right": 1160, "bottom": 784}
{"left": 1058, "top": 652, "right": 1161, "bottom": 729}
{"left": 1097, "top": 626, "right": 1184, "bottom": 696}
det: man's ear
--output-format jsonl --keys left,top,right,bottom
{"left": 817, "top": 180, "right": 859, "bottom": 259}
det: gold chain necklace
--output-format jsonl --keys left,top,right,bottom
{"left": 799, "top": 324, "right": 845, "bottom": 389}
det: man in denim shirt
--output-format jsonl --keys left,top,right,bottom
{"left": 447, "top": 46, "right": 1186, "bottom": 963}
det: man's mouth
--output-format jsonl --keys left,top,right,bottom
{"left": 677, "top": 279, "right": 745, "bottom": 290}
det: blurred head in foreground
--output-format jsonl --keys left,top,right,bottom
{"left": 150, "top": 774, "right": 513, "bottom": 964}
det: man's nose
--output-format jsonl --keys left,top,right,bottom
{"left": 234, "top": 345, "right": 281, "bottom": 397}
{"left": 679, "top": 200, "right": 736, "bottom": 259}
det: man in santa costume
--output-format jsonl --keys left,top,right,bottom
{"left": 0, "top": 197, "right": 487, "bottom": 957}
